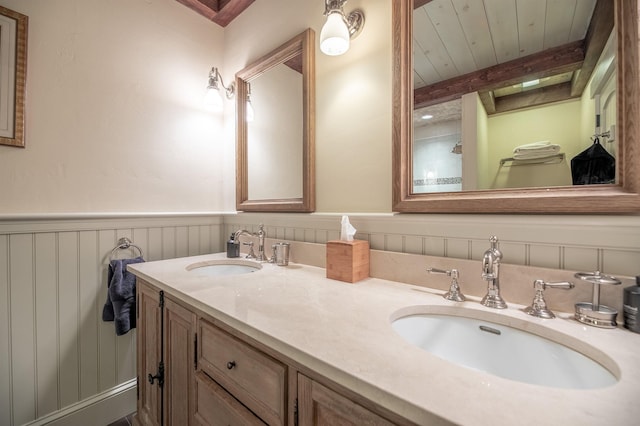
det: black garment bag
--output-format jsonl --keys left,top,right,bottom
{"left": 570, "top": 138, "right": 616, "bottom": 185}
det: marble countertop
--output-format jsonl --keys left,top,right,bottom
{"left": 128, "top": 253, "right": 640, "bottom": 426}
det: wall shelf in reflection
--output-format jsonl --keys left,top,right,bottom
{"left": 499, "top": 153, "right": 565, "bottom": 167}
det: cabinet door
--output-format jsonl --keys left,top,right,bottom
{"left": 164, "top": 297, "right": 197, "bottom": 426}
{"left": 298, "top": 374, "right": 395, "bottom": 426}
{"left": 137, "top": 281, "right": 162, "bottom": 426}
{"left": 194, "top": 371, "right": 266, "bottom": 426}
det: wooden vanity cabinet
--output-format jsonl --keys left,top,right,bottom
{"left": 298, "top": 374, "right": 396, "bottom": 426}
{"left": 136, "top": 282, "right": 162, "bottom": 426}
{"left": 164, "top": 297, "right": 197, "bottom": 424}
{"left": 135, "top": 279, "right": 408, "bottom": 426}
{"left": 135, "top": 280, "right": 196, "bottom": 426}
{"left": 136, "top": 279, "right": 285, "bottom": 426}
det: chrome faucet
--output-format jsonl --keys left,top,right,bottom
{"left": 481, "top": 236, "right": 507, "bottom": 309}
{"left": 256, "top": 224, "right": 267, "bottom": 261}
{"left": 234, "top": 224, "right": 268, "bottom": 261}
{"left": 234, "top": 229, "right": 257, "bottom": 259}
{"left": 524, "top": 279, "right": 574, "bottom": 319}
{"left": 427, "top": 267, "right": 466, "bottom": 302}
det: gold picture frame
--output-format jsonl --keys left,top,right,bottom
{"left": 0, "top": 6, "right": 27, "bottom": 148}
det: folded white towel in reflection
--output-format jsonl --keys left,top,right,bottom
{"left": 512, "top": 141, "right": 561, "bottom": 159}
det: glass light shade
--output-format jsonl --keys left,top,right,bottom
{"left": 246, "top": 100, "right": 255, "bottom": 122}
{"left": 320, "top": 11, "right": 350, "bottom": 56}
{"left": 204, "top": 86, "right": 223, "bottom": 112}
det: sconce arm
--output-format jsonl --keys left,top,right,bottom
{"left": 209, "top": 67, "right": 235, "bottom": 99}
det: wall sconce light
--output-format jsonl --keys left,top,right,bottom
{"left": 320, "top": 0, "right": 365, "bottom": 56}
{"left": 246, "top": 82, "right": 255, "bottom": 122}
{"left": 204, "top": 67, "right": 235, "bottom": 111}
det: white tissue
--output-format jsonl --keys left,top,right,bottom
{"left": 340, "top": 215, "right": 356, "bottom": 242}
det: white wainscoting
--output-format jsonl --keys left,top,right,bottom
{"left": 225, "top": 213, "right": 640, "bottom": 277}
{"left": 2, "top": 211, "right": 639, "bottom": 425}
{"left": 0, "top": 214, "right": 223, "bottom": 426}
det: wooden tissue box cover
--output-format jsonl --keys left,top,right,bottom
{"left": 326, "top": 240, "right": 370, "bottom": 283}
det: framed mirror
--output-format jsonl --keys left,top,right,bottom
{"left": 236, "top": 28, "right": 315, "bottom": 212}
{"left": 0, "top": 6, "right": 27, "bottom": 148}
{"left": 393, "top": 0, "right": 640, "bottom": 213}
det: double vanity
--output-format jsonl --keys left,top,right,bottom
{"left": 129, "top": 250, "right": 640, "bottom": 425}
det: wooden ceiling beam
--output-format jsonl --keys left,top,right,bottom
{"left": 414, "top": 40, "right": 585, "bottom": 109}
{"left": 571, "top": 0, "right": 614, "bottom": 96}
{"left": 478, "top": 91, "right": 496, "bottom": 115}
{"left": 491, "top": 82, "right": 575, "bottom": 114}
{"left": 414, "top": 0, "right": 434, "bottom": 9}
{"left": 175, "top": 0, "right": 254, "bottom": 27}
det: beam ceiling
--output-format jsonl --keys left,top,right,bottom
{"left": 175, "top": 0, "right": 254, "bottom": 27}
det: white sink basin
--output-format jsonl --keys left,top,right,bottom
{"left": 185, "top": 259, "right": 262, "bottom": 276}
{"left": 391, "top": 306, "right": 618, "bottom": 389}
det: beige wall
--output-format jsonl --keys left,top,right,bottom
{"left": 223, "top": 0, "right": 392, "bottom": 213}
{"left": 476, "top": 94, "right": 490, "bottom": 189}
{"left": 1, "top": 0, "right": 636, "bottom": 218}
{"left": 487, "top": 100, "right": 581, "bottom": 188}
{"left": 0, "top": 0, "right": 391, "bottom": 215}
{"left": 0, "top": 2, "right": 637, "bottom": 425}
{"left": 0, "top": 0, "right": 226, "bottom": 213}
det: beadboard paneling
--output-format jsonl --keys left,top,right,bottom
{"left": 0, "top": 235, "right": 10, "bottom": 425}
{"left": 10, "top": 233, "right": 37, "bottom": 425}
{"left": 226, "top": 213, "right": 640, "bottom": 277}
{"left": 3, "top": 211, "right": 639, "bottom": 425}
{"left": 35, "top": 233, "right": 59, "bottom": 417}
{"left": 0, "top": 215, "right": 223, "bottom": 426}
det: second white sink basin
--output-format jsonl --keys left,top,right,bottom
{"left": 391, "top": 306, "right": 618, "bottom": 389}
{"left": 186, "top": 259, "right": 262, "bottom": 276}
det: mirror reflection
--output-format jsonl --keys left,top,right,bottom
{"left": 236, "top": 28, "right": 315, "bottom": 212}
{"left": 412, "top": 0, "right": 615, "bottom": 193}
{"left": 247, "top": 60, "right": 304, "bottom": 200}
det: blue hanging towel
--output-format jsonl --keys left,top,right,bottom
{"left": 102, "top": 256, "right": 145, "bottom": 336}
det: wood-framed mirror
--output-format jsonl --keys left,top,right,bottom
{"left": 236, "top": 28, "right": 315, "bottom": 212}
{"left": 0, "top": 6, "right": 27, "bottom": 148}
{"left": 392, "top": 0, "right": 640, "bottom": 213}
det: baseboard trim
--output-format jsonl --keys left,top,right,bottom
{"left": 23, "top": 379, "right": 136, "bottom": 426}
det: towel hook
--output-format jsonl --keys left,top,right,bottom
{"left": 109, "top": 237, "right": 144, "bottom": 261}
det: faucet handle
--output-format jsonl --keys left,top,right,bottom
{"left": 427, "top": 267, "right": 452, "bottom": 276}
{"left": 523, "top": 279, "right": 575, "bottom": 319}
{"left": 242, "top": 241, "right": 257, "bottom": 259}
{"left": 482, "top": 271, "right": 496, "bottom": 280}
{"left": 427, "top": 268, "right": 466, "bottom": 302}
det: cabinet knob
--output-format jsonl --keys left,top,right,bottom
{"left": 226, "top": 361, "right": 236, "bottom": 370}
